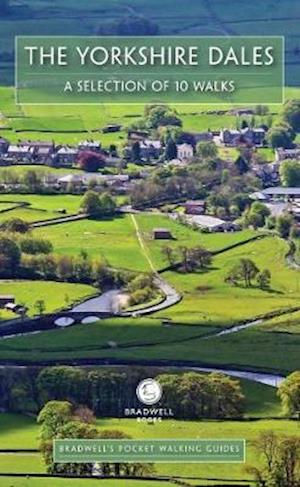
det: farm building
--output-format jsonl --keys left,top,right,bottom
{"left": 186, "top": 215, "right": 239, "bottom": 232}
{"left": 193, "top": 132, "right": 213, "bottom": 144}
{"left": 183, "top": 200, "right": 206, "bottom": 215}
{"left": 0, "top": 295, "right": 15, "bottom": 308}
{"left": 57, "top": 173, "right": 129, "bottom": 190}
{"left": 54, "top": 146, "right": 79, "bottom": 166}
{"left": 7, "top": 144, "right": 35, "bottom": 161}
{"left": 220, "top": 128, "right": 265, "bottom": 147}
{"left": 152, "top": 228, "right": 173, "bottom": 240}
{"left": 78, "top": 140, "right": 101, "bottom": 152}
{"left": 260, "top": 187, "right": 300, "bottom": 200}
{"left": 140, "top": 139, "right": 162, "bottom": 159}
{"left": 177, "top": 143, "right": 194, "bottom": 161}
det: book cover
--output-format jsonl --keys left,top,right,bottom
{"left": 0, "top": 1, "right": 299, "bottom": 486}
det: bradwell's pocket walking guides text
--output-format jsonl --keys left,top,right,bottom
{"left": 0, "top": 1, "right": 299, "bottom": 486}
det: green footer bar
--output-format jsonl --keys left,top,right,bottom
{"left": 54, "top": 439, "right": 245, "bottom": 463}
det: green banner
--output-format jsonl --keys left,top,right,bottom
{"left": 16, "top": 36, "right": 284, "bottom": 104}
{"left": 53, "top": 439, "right": 245, "bottom": 463}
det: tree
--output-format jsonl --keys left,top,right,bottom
{"left": 225, "top": 258, "right": 259, "bottom": 287}
{"left": 20, "top": 237, "right": 53, "bottom": 255}
{"left": 158, "top": 372, "right": 245, "bottom": 419}
{"left": 267, "top": 125, "right": 295, "bottom": 149}
{"left": 164, "top": 138, "right": 178, "bottom": 160}
{"left": 131, "top": 141, "right": 141, "bottom": 162}
{"left": 41, "top": 419, "right": 98, "bottom": 475}
{"left": 0, "top": 218, "right": 29, "bottom": 233}
{"left": 99, "top": 193, "right": 116, "bottom": 216}
{"left": 243, "top": 202, "right": 270, "bottom": 229}
{"left": 78, "top": 151, "right": 105, "bottom": 172}
{"left": 196, "top": 141, "right": 218, "bottom": 160}
{"left": 257, "top": 269, "right": 271, "bottom": 290}
{"left": 280, "top": 159, "right": 300, "bottom": 187}
{"left": 283, "top": 99, "right": 300, "bottom": 132}
{"left": 80, "top": 190, "right": 102, "bottom": 217}
{"left": 235, "top": 155, "right": 249, "bottom": 174}
{"left": 37, "top": 367, "right": 87, "bottom": 405}
{"left": 0, "top": 237, "right": 21, "bottom": 275}
{"left": 276, "top": 214, "right": 294, "bottom": 238}
{"left": 23, "top": 170, "right": 42, "bottom": 192}
{"left": 179, "top": 246, "right": 212, "bottom": 273}
{"left": 37, "top": 400, "right": 73, "bottom": 440}
{"left": 145, "top": 105, "right": 182, "bottom": 129}
{"left": 277, "top": 371, "right": 300, "bottom": 416}
{"left": 246, "top": 431, "right": 300, "bottom": 487}
{"left": 161, "top": 246, "right": 177, "bottom": 266}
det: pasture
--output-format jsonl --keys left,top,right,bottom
{"left": 0, "top": 413, "right": 296, "bottom": 484}
{"left": 0, "top": 86, "right": 299, "bottom": 150}
{"left": 33, "top": 213, "right": 257, "bottom": 271}
{"left": 0, "top": 280, "right": 97, "bottom": 318}
{"left": 0, "top": 194, "right": 82, "bottom": 223}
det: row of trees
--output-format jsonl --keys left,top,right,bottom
{"left": 1, "top": 366, "right": 299, "bottom": 418}
{"left": 158, "top": 372, "right": 245, "bottom": 419}
{"left": 240, "top": 201, "right": 295, "bottom": 239}
{"left": 161, "top": 245, "right": 212, "bottom": 273}
{"left": 80, "top": 190, "right": 116, "bottom": 218}
{"left": 38, "top": 400, "right": 154, "bottom": 477}
{"left": 225, "top": 258, "right": 271, "bottom": 289}
{"left": 0, "top": 234, "right": 122, "bottom": 291}
{"left": 267, "top": 99, "right": 300, "bottom": 148}
{"left": 246, "top": 431, "right": 300, "bottom": 487}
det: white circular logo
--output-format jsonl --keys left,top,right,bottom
{"left": 136, "top": 378, "right": 162, "bottom": 405}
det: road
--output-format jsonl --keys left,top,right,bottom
{"left": 127, "top": 213, "right": 181, "bottom": 315}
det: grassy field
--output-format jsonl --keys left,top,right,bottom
{"left": 0, "top": 412, "right": 296, "bottom": 484}
{"left": 157, "top": 236, "right": 300, "bottom": 325}
{"left": 0, "top": 194, "right": 82, "bottom": 223}
{"left": 33, "top": 213, "right": 257, "bottom": 271}
{"left": 0, "top": 280, "right": 97, "bottom": 318}
{"left": 34, "top": 215, "right": 150, "bottom": 271}
{"left": 0, "top": 86, "right": 299, "bottom": 150}
{"left": 0, "top": 229, "right": 300, "bottom": 372}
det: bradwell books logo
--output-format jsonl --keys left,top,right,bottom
{"left": 136, "top": 378, "right": 162, "bottom": 406}
{"left": 125, "top": 378, "right": 173, "bottom": 423}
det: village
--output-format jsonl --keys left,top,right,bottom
{"left": 1, "top": 113, "right": 300, "bottom": 234}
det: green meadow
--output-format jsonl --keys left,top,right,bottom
{"left": 0, "top": 280, "right": 97, "bottom": 318}
{"left": 0, "top": 215, "right": 299, "bottom": 372}
{"left": 0, "top": 194, "right": 82, "bottom": 223}
{"left": 0, "top": 86, "right": 299, "bottom": 148}
{"left": 33, "top": 213, "right": 257, "bottom": 271}
{"left": 0, "top": 411, "right": 296, "bottom": 485}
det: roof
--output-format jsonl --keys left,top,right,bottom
{"left": 8, "top": 145, "right": 34, "bottom": 153}
{"left": 262, "top": 187, "right": 300, "bottom": 196}
{"left": 57, "top": 147, "right": 78, "bottom": 155}
{"left": 177, "top": 143, "right": 193, "bottom": 149}
{"left": 58, "top": 173, "right": 129, "bottom": 184}
{"left": 79, "top": 140, "right": 101, "bottom": 148}
{"left": 187, "top": 215, "right": 229, "bottom": 228}
{"left": 250, "top": 191, "right": 269, "bottom": 200}
{"left": 140, "top": 139, "right": 161, "bottom": 149}
{"left": 184, "top": 200, "right": 205, "bottom": 206}
{"left": 153, "top": 227, "right": 171, "bottom": 233}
